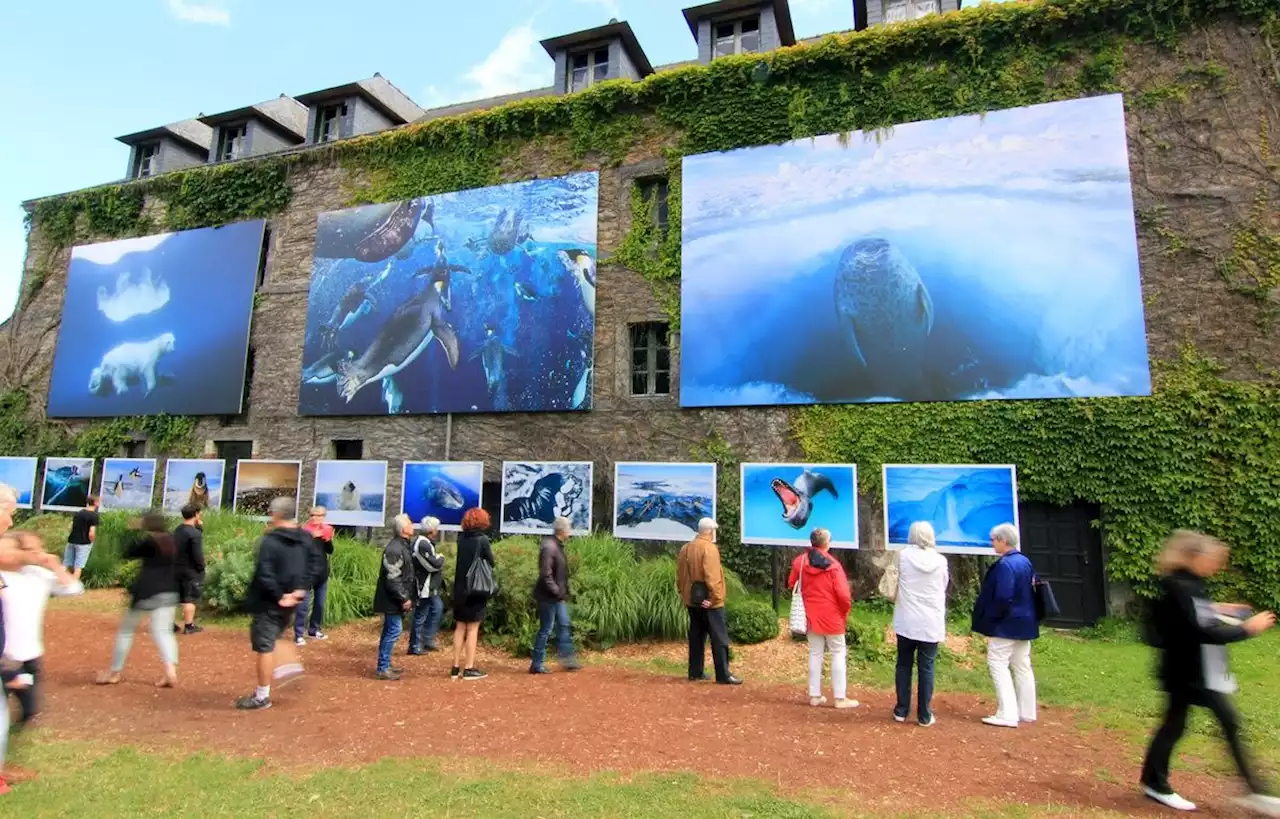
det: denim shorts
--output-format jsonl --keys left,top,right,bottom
{"left": 63, "top": 543, "right": 93, "bottom": 570}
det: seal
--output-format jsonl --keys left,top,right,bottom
{"left": 771, "top": 469, "right": 838, "bottom": 529}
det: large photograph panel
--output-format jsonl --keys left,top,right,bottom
{"left": 47, "top": 220, "right": 265, "bottom": 418}
{"left": 233, "top": 460, "right": 302, "bottom": 521}
{"left": 0, "top": 457, "right": 39, "bottom": 509}
{"left": 313, "top": 460, "right": 388, "bottom": 528}
{"left": 162, "top": 458, "right": 225, "bottom": 514}
{"left": 680, "top": 94, "right": 1149, "bottom": 407}
{"left": 500, "top": 461, "right": 593, "bottom": 536}
{"left": 98, "top": 458, "right": 157, "bottom": 512}
{"left": 299, "top": 172, "right": 599, "bottom": 416}
{"left": 612, "top": 462, "right": 716, "bottom": 543}
{"left": 740, "top": 463, "right": 858, "bottom": 548}
{"left": 883, "top": 464, "right": 1019, "bottom": 555}
{"left": 401, "top": 461, "right": 484, "bottom": 532}
{"left": 41, "top": 457, "right": 95, "bottom": 512}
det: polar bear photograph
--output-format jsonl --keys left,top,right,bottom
{"left": 88, "top": 332, "right": 176, "bottom": 397}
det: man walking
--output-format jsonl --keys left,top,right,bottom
{"left": 295, "top": 506, "right": 334, "bottom": 645}
{"left": 676, "top": 517, "right": 741, "bottom": 686}
{"left": 373, "top": 515, "right": 416, "bottom": 680}
{"left": 63, "top": 495, "right": 99, "bottom": 581}
{"left": 235, "top": 497, "right": 315, "bottom": 711}
{"left": 173, "top": 504, "right": 205, "bottom": 635}
{"left": 530, "top": 517, "right": 581, "bottom": 674}
{"left": 408, "top": 516, "right": 445, "bottom": 655}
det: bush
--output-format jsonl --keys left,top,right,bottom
{"left": 726, "top": 600, "right": 779, "bottom": 644}
{"left": 324, "top": 538, "right": 382, "bottom": 623}
{"left": 203, "top": 549, "right": 254, "bottom": 614}
{"left": 845, "top": 609, "right": 893, "bottom": 662}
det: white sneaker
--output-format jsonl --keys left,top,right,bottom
{"left": 982, "top": 716, "right": 1019, "bottom": 728}
{"left": 809, "top": 696, "right": 827, "bottom": 707}
{"left": 918, "top": 715, "right": 936, "bottom": 727}
{"left": 1236, "top": 794, "right": 1280, "bottom": 817}
{"left": 294, "top": 637, "right": 306, "bottom": 646}
{"left": 1144, "top": 787, "right": 1196, "bottom": 812}
{"left": 834, "top": 698, "right": 859, "bottom": 709}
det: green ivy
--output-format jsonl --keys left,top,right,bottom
{"left": 71, "top": 414, "right": 198, "bottom": 460}
{"left": 607, "top": 162, "right": 682, "bottom": 329}
{"left": 691, "top": 433, "right": 772, "bottom": 589}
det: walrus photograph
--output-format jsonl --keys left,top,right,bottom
{"left": 232, "top": 459, "right": 301, "bottom": 520}
{"left": 678, "top": 93, "right": 1151, "bottom": 408}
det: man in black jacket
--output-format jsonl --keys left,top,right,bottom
{"left": 408, "top": 516, "right": 445, "bottom": 655}
{"left": 173, "top": 504, "right": 205, "bottom": 635}
{"left": 235, "top": 497, "right": 319, "bottom": 711}
{"left": 373, "top": 515, "right": 416, "bottom": 680}
{"left": 529, "top": 517, "right": 581, "bottom": 674}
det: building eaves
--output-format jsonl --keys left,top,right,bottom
{"left": 681, "top": 0, "right": 798, "bottom": 46}
{"left": 540, "top": 20, "right": 655, "bottom": 77}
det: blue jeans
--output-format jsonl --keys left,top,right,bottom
{"left": 531, "top": 600, "right": 576, "bottom": 669}
{"left": 294, "top": 579, "right": 328, "bottom": 639}
{"left": 376, "top": 613, "right": 403, "bottom": 673}
{"left": 410, "top": 595, "right": 444, "bottom": 651}
{"left": 63, "top": 543, "right": 92, "bottom": 570}
{"left": 894, "top": 636, "right": 939, "bottom": 722}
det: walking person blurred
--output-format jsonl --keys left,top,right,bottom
{"left": 676, "top": 517, "right": 741, "bottom": 686}
{"left": 1139, "top": 531, "right": 1280, "bottom": 815}
{"left": 788, "top": 528, "right": 856, "bottom": 708}
{"left": 235, "top": 497, "right": 317, "bottom": 711}
{"left": 373, "top": 515, "right": 416, "bottom": 680}
{"left": 451, "top": 508, "right": 495, "bottom": 681}
{"left": 173, "top": 504, "right": 205, "bottom": 635}
{"left": 295, "top": 506, "right": 334, "bottom": 645}
{"left": 530, "top": 517, "right": 581, "bottom": 674}
{"left": 95, "top": 511, "right": 180, "bottom": 688}
{"left": 62, "top": 495, "right": 99, "bottom": 581}
{"left": 971, "top": 523, "right": 1038, "bottom": 728}
{"left": 892, "top": 521, "right": 949, "bottom": 726}
{"left": 408, "top": 516, "right": 445, "bottom": 655}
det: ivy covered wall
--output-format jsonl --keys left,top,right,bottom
{"left": 6, "top": 0, "right": 1280, "bottom": 604}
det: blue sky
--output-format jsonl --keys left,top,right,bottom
{"left": 0, "top": 0, "right": 1022, "bottom": 323}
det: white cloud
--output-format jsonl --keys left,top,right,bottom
{"left": 572, "top": 0, "right": 621, "bottom": 19}
{"left": 463, "top": 23, "right": 547, "bottom": 99}
{"left": 72, "top": 233, "right": 172, "bottom": 266}
{"left": 166, "top": 0, "right": 231, "bottom": 26}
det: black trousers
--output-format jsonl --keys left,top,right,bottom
{"left": 5, "top": 656, "right": 41, "bottom": 724}
{"left": 1141, "top": 687, "right": 1267, "bottom": 795}
{"left": 687, "top": 606, "right": 730, "bottom": 682}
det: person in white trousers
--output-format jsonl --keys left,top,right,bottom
{"left": 787, "top": 528, "right": 857, "bottom": 709}
{"left": 970, "top": 523, "right": 1039, "bottom": 728}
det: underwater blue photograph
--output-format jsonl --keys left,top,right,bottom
{"left": 41, "top": 457, "right": 94, "bottom": 512}
{"left": 46, "top": 220, "right": 265, "bottom": 418}
{"left": 883, "top": 464, "right": 1019, "bottom": 554}
{"left": 612, "top": 462, "right": 716, "bottom": 543}
{"left": 501, "top": 461, "right": 593, "bottom": 536}
{"left": 679, "top": 94, "right": 1150, "bottom": 407}
{"left": 99, "top": 458, "right": 157, "bottom": 512}
{"left": 740, "top": 463, "right": 858, "bottom": 548}
{"left": 163, "top": 458, "right": 225, "bottom": 514}
{"left": 298, "top": 172, "right": 599, "bottom": 416}
{"left": 0, "top": 457, "right": 38, "bottom": 508}
{"left": 401, "top": 461, "right": 483, "bottom": 532}
{"left": 313, "top": 460, "right": 388, "bottom": 528}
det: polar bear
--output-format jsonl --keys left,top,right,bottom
{"left": 88, "top": 332, "right": 176, "bottom": 397}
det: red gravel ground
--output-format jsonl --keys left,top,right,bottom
{"left": 25, "top": 603, "right": 1255, "bottom": 817}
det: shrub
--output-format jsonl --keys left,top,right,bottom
{"left": 726, "top": 600, "right": 779, "bottom": 644}
{"left": 203, "top": 549, "right": 254, "bottom": 614}
{"left": 324, "top": 538, "right": 381, "bottom": 623}
{"left": 845, "top": 609, "right": 893, "bottom": 662}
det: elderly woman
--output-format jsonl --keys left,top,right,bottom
{"left": 893, "top": 521, "right": 949, "bottom": 726}
{"left": 971, "top": 522, "right": 1038, "bottom": 728}
{"left": 787, "top": 528, "right": 857, "bottom": 709}
{"left": 373, "top": 514, "right": 416, "bottom": 681}
{"left": 408, "top": 516, "right": 446, "bottom": 655}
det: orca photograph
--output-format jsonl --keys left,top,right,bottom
{"left": 679, "top": 94, "right": 1150, "bottom": 408}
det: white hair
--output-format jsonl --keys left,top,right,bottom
{"left": 0, "top": 483, "right": 16, "bottom": 508}
{"left": 393, "top": 513, "right": 413, "bottom": 532}
{"left": 990, "top": 523, "right": 1019, "bottom": 549}
{"left": 697, "top": 517, "right": 718, "bottom": 534}
{"left": 907, "top": 521, "right": 936, "bottom": 549}
{"left": 552, "top": 516, "right": 572, "bottom": 535}
{"left": 420, "top": 516, "right": 441, "bottom": 532}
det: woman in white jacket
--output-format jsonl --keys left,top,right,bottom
{"left": 892, "top": 521, "right": 949, "bottom": 726}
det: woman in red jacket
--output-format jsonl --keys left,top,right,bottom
{"left": 788, "top": 528, "right": 858, "bottom": 709}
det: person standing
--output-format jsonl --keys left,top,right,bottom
{"left": 892, "top": 521, "right": 949, "bottom": 726}
{"left": 971, "top": 522, "right": 1038, "bottom": 728}
{"left": 1139, "top": 531, "right": 1280, "bottom": 815}
{"left": 408, "top": 516, "right": 445, "bottom": 655}
{"left": 63, "top": 495, "right": 99, "bottom": 581}
{"left": 173, "top": 504, "right": 205, "bottom": 635}
{"left": 373, "top": 515, "right": 416, "bottom": 680}
{"left": 451, "top": 507, "right": 495, "bottom": 681}
{"left": 295, "top": 506, "right": 334, "bottom": 645}
{"left": 788, "top": 528, "right": 855, "bottom": 708}
{"left": 95, "top": 511, "right": 180, "bottom": 688}
{"left": 235, "top": 497, "right": 316, "bottom": 711}
{"left": 530, "top": 517, "right": 582, "bottom": 674}
{"left": 676, "top": 518, "right": 741, "bottom": 686}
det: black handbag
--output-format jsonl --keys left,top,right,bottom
{"left": 466, "top": 557, "right": 497, "bottom": 597}
{"left": 1033, "top": 576, "right": 1060, "bottom": 621}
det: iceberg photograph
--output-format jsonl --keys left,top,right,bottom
{"left": 0, "top": 457, "right": 39, "bottom": 509}
{"left": 612, "top": 462, "right": 716, "bottom": 543}
{"left": 740, "top": 463, "right": 858, "bottom": 548}
{"left": 883, "top": 464, "right": 1019, "bottom": 554}
{"left": 401, "top": 461, "right": 483, "bottom": 531}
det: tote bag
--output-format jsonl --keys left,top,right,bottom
{"left": 465, "top": 556, "right": 497, "bottom": 597}
{"left": 789, "top": 571, "right": 808, "bottom": 637}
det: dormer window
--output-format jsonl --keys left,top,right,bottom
{"left": 315, "top": 102, "right": 347, "bottom": 143}
{"left": 134, "top": 143, "right": 160, "bottom": 178}
{"left": 217, "top": 124, "right": 247, "bottom": 162}
{"left": 885, "top": 0, "right": 940, "bottom": 23}
{"left": 714, "top": 16, "right": 760, "bottom": 57}
{"left": 569, "top": 48, "right": 610, "bottom": 92}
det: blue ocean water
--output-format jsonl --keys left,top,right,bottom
{"left": 163, "top": 459, "right": 224, "bottom": 513}
{"left": 42, "top": 458, "right": 94, "bottom": 510}
{"left": 47, "top": 221, "right": 264, "bottom": 418}
{"left": 299, "top": 173, "right": 598, "bottom": 416}
{"left": 402, "top": 462, "right": 484, "bottom": 529}
{"left": 884, "top": 466, "right": 1017, "bottom": 550}
{"left": 99, "top": 457, "right": 157, "bottom": 511}
{"left": 741, "top": 464, "right": 858, "bottom": 547}
{"left": 679, "top": 95, "right": 1151, "bottom": 407}
{"left": 0, "top": 458, "right": 38, "bottom": 506}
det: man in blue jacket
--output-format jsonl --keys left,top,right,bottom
{"left": 971, "top": 522, "right": 1038, "bottom": 728}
